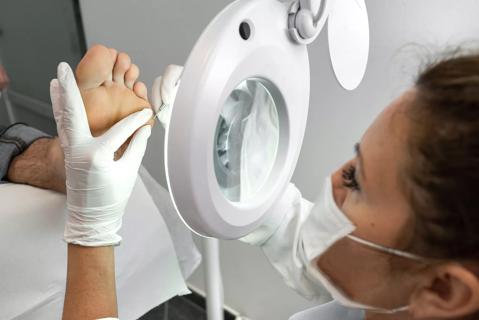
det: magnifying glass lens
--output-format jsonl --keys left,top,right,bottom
{"left": 214, "top": 78, "right": 280, "bottom": 202}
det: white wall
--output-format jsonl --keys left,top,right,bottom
{"left": 80, "top": 1, "right": 479, "bottom": 319}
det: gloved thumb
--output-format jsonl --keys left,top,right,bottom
{"left": 102, "top": 108, "right": 153, "bottom": 152}
{"left": 119, "top": 125, "right": 152, "bottom": 169}
{"left": 50, "top": 62, "right": 92, "bottom": 146}
{"left": 50, "top": 79, "right": 64, "bottom": 137}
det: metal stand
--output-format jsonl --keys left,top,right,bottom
{"left": 203, "top": 237, "right": 224, "bottom": 320}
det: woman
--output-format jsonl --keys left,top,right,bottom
{"left": 257, "top": 52, "right": 479, "bottom": 320}
{"left": 55, "top": 51, "right": 479, "bottom": 320}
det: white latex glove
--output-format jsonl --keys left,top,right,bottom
{"left": 50, "top": 62, "right": 153, "bottom": 246}
{"left": 151, "top": 64, "right": 183, "bottom": 129}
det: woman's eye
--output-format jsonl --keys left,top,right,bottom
{"left": 342, "top": 165, "right": 361, "bottom": 191}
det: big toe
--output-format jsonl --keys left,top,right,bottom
{"left": 76, "top": 44, "right": 115, "bottom": 90}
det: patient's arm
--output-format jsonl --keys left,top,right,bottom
{"left": 6, "top": 45, "right": 153, "bottom": 193}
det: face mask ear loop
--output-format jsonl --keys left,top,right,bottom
{"left": 362, "top": 305, "right": 410, "bottom": 315}
{"left": 384, "top": 305, "right": 410, "bottom": 314}
{"left": 346, "top": 235, "right": 424, "bottom": 262}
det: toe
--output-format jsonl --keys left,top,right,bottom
{"left": 113, "top": 52, "right": 131, "bottom": 85}
{"left": 133, "top": 81, "right": 148, "bottom": 101}
{"left": 108, "top": 48, "right": 118, "bottom": 60}
{"left": 125, "top": 64, "right": 139, "bottom": 89}
{"left": 76, "top": 44, "right": 115, "bottom": 90}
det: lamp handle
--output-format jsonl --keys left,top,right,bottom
{"left": 287, "top": 0, "right": 330, "bottom": 45}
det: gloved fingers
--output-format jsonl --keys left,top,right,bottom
{"left": 56, "top": 62, "right": 92, "bottom": 144}
{"left": 160, "top": 64, "right": 183, "bottom": 106}
{"left": 151, "top": 65, "right": 183, "bottom": 113}
{"left": 164, "top": 64, "right": 184, "bottom": 84}
{"left": 151, "top": 75, "right": 163, "bottom": 113}
{"left": 102, "top": 108, "right": 153, "bottom": 152}
{"left": 118, "top": 125, "right": 152, "bottom": 168}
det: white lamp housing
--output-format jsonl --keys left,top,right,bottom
{"left": 165, "top": 0, "right": 310, "bottom": 239}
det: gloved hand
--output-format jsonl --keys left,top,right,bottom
{"left": 50, "top": 62, "right": 153, "bottom": 246}
{"left": 151, "top": 64, "right": 183, "bottom": 129}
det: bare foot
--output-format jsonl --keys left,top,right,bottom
{"left": 75, "top": 44, "right": 152, "bottom": 136}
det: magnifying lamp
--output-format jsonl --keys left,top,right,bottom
{"left": 164, "top": 0, "right": 369, "bottom": 239}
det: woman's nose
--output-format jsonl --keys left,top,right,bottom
{"left": 331, "top": 169, "right": 347, "bottom": 207}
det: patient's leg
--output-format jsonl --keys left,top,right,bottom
{"left": 75, "top": 45, "right": 152, "bottom": 136}
{"left": 6, "top": 45, "right": 153, "bottom": 192}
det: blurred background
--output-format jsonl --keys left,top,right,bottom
{"left": 1, "top": 1, "right": 479, "bottom": 319}
{"left": 0, "top": 0, "right": 84, "bottom": 134}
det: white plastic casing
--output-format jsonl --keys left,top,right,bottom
{"left": 165, "top": 0, "right": 310, "bottom": 239}
{"left": 328, "top": 0, "right": 369, "bottom": 90}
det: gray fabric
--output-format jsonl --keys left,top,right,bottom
{"left": 0, "top": 123, "right": 51, "bottom": 182}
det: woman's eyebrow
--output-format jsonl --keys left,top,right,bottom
{"left": 354, "top": 143, "right": 366, "bottom": 181}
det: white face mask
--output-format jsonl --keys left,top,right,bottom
{"left": 300, "top": 176, "right": 425, "bottom": 313}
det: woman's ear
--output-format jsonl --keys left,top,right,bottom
{"left": 409, "top": 263, "right": 479, "bottom": 319}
